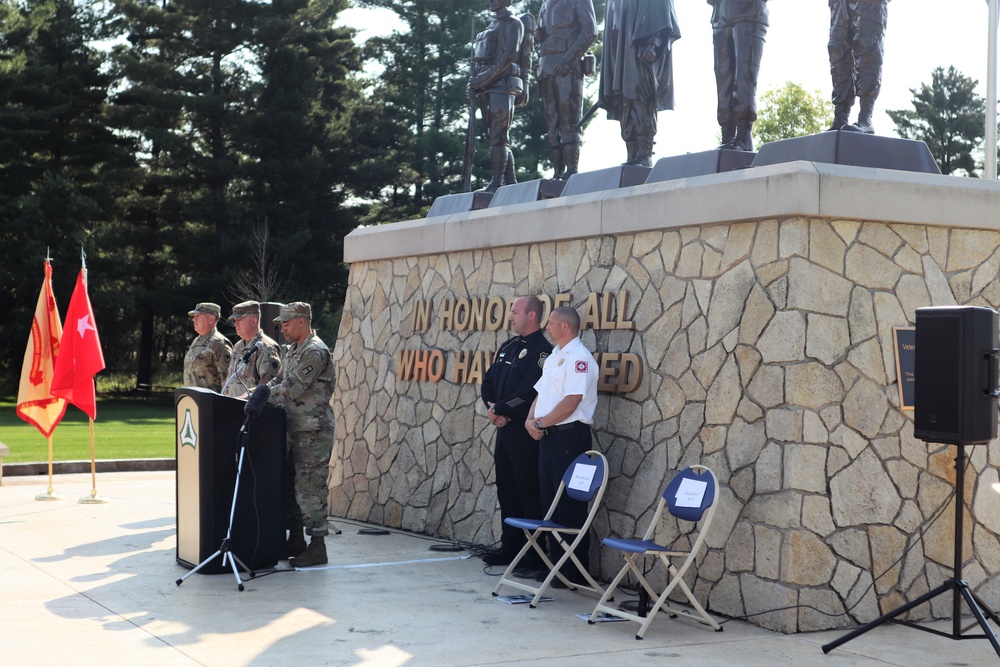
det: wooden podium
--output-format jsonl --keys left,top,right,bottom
{"left": 175, "top": 387, "right": 286, "bottom": 573}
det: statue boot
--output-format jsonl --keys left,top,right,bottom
{"left": 561, "top": 143, "right": 581, "bottom": 179}
{"left": 478, "top": 145, "right": 508, "bottom": 193}
{"left": 733, "top": 121, "right": 754, "bottom": 152}
{"left": 631, "top": 135, "right": 654, "bottom": 167}
{"left": 622, "top": 140, "right": 637, "bottom": 165}
{"left": 551, "top": 147, "right": 565, "bottom": 180}
{"left": 504, "top": 147, "right": 517, "bottom": 186}
{"left": 855, "top": 97, "right": 876, "bottom": 134}
{"left": 719, "top": 121, "right": 737, "bottom": 149}
{"left": 829, "top": 103, "right": 859, "bottom": 132}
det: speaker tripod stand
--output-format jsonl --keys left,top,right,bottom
{"left": 176, "top": 415, "right": 256, "bottom": 592}
{"left": 822, "top": 443, "right": 1000, "bottom": 656}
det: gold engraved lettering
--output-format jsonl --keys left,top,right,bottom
{"left": 439, "top": 299, "right": 455, "bottom": 331}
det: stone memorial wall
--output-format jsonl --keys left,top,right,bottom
{"left": 330, "top": 162, "right": 1000, "bottom": 633}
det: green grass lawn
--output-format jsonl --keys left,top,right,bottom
{"left": 0, "top": 396, "right": 176, "bottom": 463}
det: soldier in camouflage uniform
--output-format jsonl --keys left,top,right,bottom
{"left": 266, "top": 302, "right": 336, "bottom": 567}
{"left": 222, "top": 301, "right": 282, "bottom": 398}
{"left": 183, "top": 303, "right": 233, "bottom": 392}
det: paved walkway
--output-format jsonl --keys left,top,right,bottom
{"left": 1, "top": 471, "right": 997, "bottom": 666}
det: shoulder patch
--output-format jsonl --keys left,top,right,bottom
{"left": 538, "top": 352, "right": 549, "bottom": 369}
{"left": 575, "top": 360, "right": 588, "bottom": 373}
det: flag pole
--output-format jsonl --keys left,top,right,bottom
{"left": 74, "top": 254, "right": 108, "bottom": 504}
{"left": 34, "top": 436, "right": 64, "bottom": 501}
{"left": 34, "top": 251, "right": 64, "bottom": 502}
{"left": 988, "top": 0, "right": 998, "bottom": 180}
{"left": 80, "top": 417, "right": 107, "bottom": 504}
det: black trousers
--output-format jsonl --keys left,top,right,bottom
{"left": 494, "top": 424, "right": 543, "bottom": 552}
{"left": 538, "top": 422, "right": 594, "bottom": 574}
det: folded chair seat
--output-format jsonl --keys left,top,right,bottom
{"left": 589, "top": 465, "right": 722, "bottom": 639}
{"left": 492, "top": 449, "right": 609, "bottom": 608}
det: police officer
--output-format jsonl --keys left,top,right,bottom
{"left": 535, "top": 0, "right": 598, "bottom": 179}
{"left": 828, "top": 0, "right": 888, "bottom": 133}
{"left": 223, "top": 301, "right": 282, "bottom": 398}
{"left": 467, "top": 0, "right": 526, "bottom": 192}
{"left": 526, "top": 306, "right": 599, "bottom": 584}
{"left": 710, "top": 0, "right": 769, "bottom": 152}
{"left": 265, "top": 302, "right": 336, "bottom": 567}
{"left": 481, "top": 295, "right": 553, "bottom": 566}
{"left": 183, "top": 303, "right": 232, "bottom": 392}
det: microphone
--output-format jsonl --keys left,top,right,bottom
{"left": 239, "top": 341, "right": 262, "bottom": 363}
{"left": 245, "top": 384, "right": 271, "bottom": 417}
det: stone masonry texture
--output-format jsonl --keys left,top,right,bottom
{"left": 330, "top": 217, "right": 1000, "bottom": 633}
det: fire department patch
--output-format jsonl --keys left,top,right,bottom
{"left": 575, "top": 360, "right": 588, "bottom": 373}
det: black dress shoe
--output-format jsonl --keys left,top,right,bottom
{"left": 537, "top": 569, "right": 587, "bottom": 588}
{"left": 482, "top": 550, "right": 516, "bottom": 566}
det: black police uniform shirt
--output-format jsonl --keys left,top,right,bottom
{"left": 481, "top": 328, "right": 553, "bottom": 421}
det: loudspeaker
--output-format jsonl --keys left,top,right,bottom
{"left": 914, "top": 306, "right": 999, "bottom": 445}
{"left": 260, "top": 301, "right": 286, "bottom": 346}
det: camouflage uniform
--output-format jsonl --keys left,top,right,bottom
{"left": 267, "top": 318, "right": 336, "bottom": 537}
{"left": 223, "top": 302, "right": 283, "bottom": 398}
{"left": 225, "top": 331, "right": 282, "bottom": 397}
{"left": 183, "top": 303, "right": 232, "bottom": 392}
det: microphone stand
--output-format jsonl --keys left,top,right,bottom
{"left": 176, "top": 413, "right": 256, "bottom": 591}
{"left": 221, "top": 345, "right": 259, "bottom": 396}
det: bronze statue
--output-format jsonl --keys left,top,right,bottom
{"left": 535, "top": 0, "right": 598, "bottom": 179}
{"left": 467, "top": 0, "right": 529, "bottom": 192}
{"left": 599, "top": 0, "right": 681, "bottom": 167}
{"left": 710, "top": 0, "right": 768, "bottom": 152}
{"left": 828, "top": 0, "right": 888, "bottom": 134}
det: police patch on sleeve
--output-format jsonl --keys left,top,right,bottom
{"left": 575, "top": 360, "right": 588, "bottom": 373}
{"left": 538, "top": 352, "right": 549, "bottom": 369}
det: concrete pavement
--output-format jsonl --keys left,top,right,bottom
{"left": 1, "top": 471, "right": 997, "bottom": 666}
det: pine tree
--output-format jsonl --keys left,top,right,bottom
{"left": 887, "top": 66, "right": 985, "bottom": 177}
{"left": 0, "top": 0, "right": 130, "bottom": 385}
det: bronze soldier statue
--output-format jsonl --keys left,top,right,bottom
{"left": 467, "top": 0, "right": 527, "bottom": 192}
{"left": 599, "top": 0, "right": 681, "bottom": 167}
{"left": 828, "top": 0, "right": 888, "bottom": 134}
{"left": 535, "top": 0, "right": 598, "bottom": 179}
{"left": 710, "top": 0, "right": 768, "bottom": 152}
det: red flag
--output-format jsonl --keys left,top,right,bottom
{"left": 16, "top": 260, "right": 68, "bottom": 437}
{"left": 51, "top": 268, "right": 106, "bottom": 419}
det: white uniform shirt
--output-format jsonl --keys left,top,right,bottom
{"left": 533, "top": 336, "right": 599, "bottom": 425}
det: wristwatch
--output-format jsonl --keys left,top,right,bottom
{"left": 534, "top": 419, "right": 543, "bottom": 431}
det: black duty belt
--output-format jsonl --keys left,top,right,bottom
{"left": 543, "top": 421, "right": 584, "bottom": 436}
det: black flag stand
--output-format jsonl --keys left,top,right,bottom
{"left": 176, "top": 414, "right": 256, "bottom": 591}
{"left": 822, "top": 443, "right": 1000, "bottom": 656}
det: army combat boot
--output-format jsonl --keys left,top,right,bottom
{"left": 829, "top": 103, "right": 858, "bottom": 132}
{"left": 631, "top": 135, "right": 654, "bottom": 167}
{"left": 855, "top": 97, "right": 876, "bottom": 134}
{"left": 291, "top": 534, "right": 327, "bottom": 568}
{"left": 478, "top": 145, "right": 508, "bottom": 193}
{"left": 561, "top": 143, "right": 580, "bottom": 179}
{"left": 284, "top": 527, "right": 307, "bottom": 560}
{"left": 718, "top": 121, "right": 736, "bottom": 149}
{"left": 733, "top": 121, "right": 754, "bottom": 152}
{"left": 503, "top": 147, "right": 517, "bottom": 186}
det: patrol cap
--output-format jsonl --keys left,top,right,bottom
{"left": 274, "top": 301, "right": 312, "bottom": 322}
{"left": 188, "top": 302, "right": 221, "bottom": 318}
{"left": 228, "top": 300, "right": 261, "bottom": 321}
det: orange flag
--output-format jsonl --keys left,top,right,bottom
{"left": 16, "top": 259, "right": 68, "bottom": 437}
{"left": 51, "top": 268, "right": 106, "bottom": 420}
